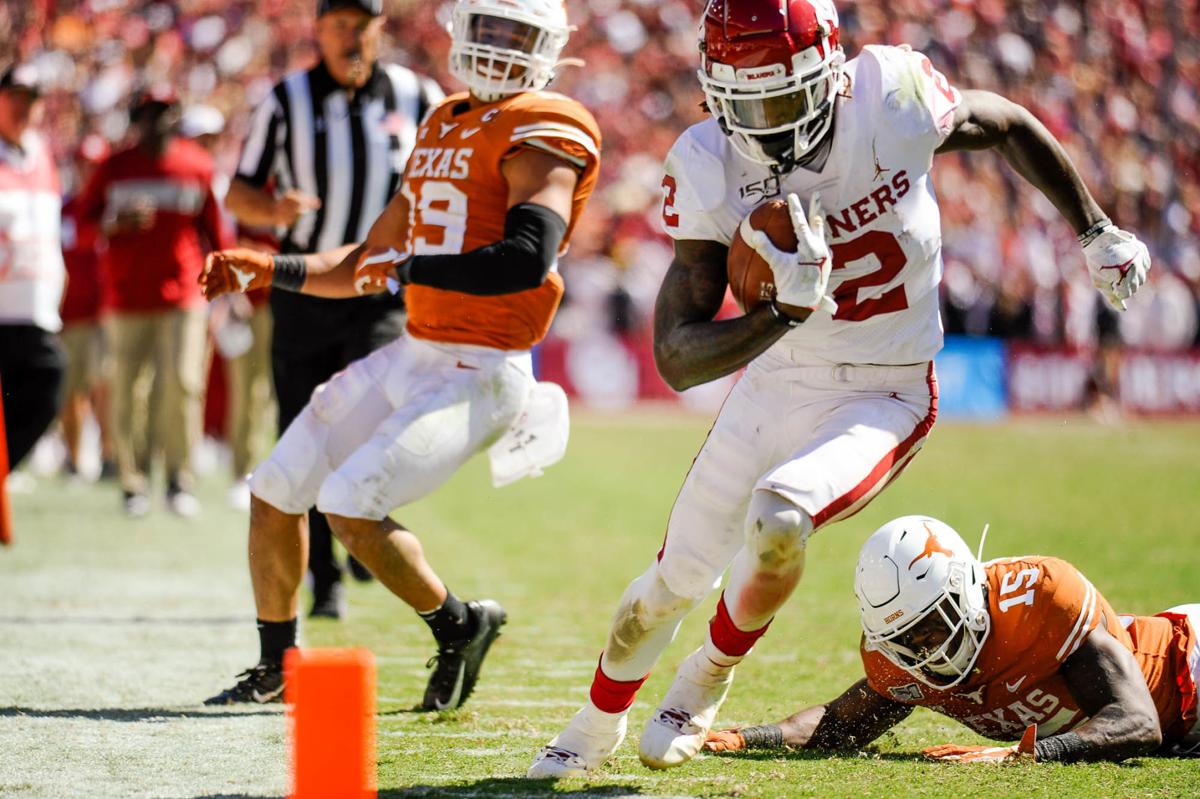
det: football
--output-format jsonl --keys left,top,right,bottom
{"left": 727, "top": 199, "right": 808, "bottom": 318}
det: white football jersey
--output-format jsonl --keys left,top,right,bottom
{"left": 661, "top": 45, "right": 962, "bottom": 366}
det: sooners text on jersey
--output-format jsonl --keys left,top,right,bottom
{"left": 402, "top": 90, "right": 601, "bottom": 352}
{"left": 661, "top": 44, "right": 961, "bottom": 366}
{"left": 862, "top": 556, "right": 1199, "bottom": 746}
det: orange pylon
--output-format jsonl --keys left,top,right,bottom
{"left": 285, "top": 648, "right": 376, "bottom": 799}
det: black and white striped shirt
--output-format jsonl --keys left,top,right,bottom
{"left": 236, "top": 60, "right": 442, "bottom": 255}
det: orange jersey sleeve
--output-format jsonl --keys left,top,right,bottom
{"left": 401, "top": 91, "right": 601, "bottom": 351}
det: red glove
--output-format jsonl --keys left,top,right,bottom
{"left": 923, "top": 724, "right": 1037, "bottom": 763}
{"left": 201, "top": 248, "right": 274, "bottom": 299}
{"left": 703, "top": 729, "right": 747, "bottom": 753}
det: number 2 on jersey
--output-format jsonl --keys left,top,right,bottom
{"left": 829, "top": 229, "right": 909, "bottom": 322}
{"left": 403, "top": 180, "right": 468, "bottom": 255}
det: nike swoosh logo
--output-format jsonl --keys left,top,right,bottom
{"left": 439, "top": 122, "right": 459, "bottom": 139}
{"left": 460, "top": 127, "right": 481, "bottom": 139}
{"left": 252, "top": 686, "right": 283, "bottom": 703}
{"left": 455, "top": 361, "right": 478, "bottom": 370}
{"left": 432, "top": 669, "right": 465, "bottom": 710}
{"left": 1005, "top": 675, "right": 1027, "bottom": 693}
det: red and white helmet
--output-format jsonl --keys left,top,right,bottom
{"left": 855, "top": 516, "right": 991, "bottom": 689}
{"left": 698, "top": 0, "right": 844, "bottom": 172}
{"left": 449, "top": 0, "right": 571, "bottom": 103}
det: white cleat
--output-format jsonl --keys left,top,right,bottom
{"left": 527, "top": 703, "right": 628, "bottom": 778}
{"left": 638, "top": 647, "right": 734, "bottom": 770}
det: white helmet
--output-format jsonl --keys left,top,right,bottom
{"left": 448, "top": 0, "right": 571, "bottom": 103}
{"left": 855, "top": 516, "right": 990, "bottom": 689}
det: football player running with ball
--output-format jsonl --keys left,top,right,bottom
{"left": 201, "top": 0, "right": 600, "bottom": 710}
{"left": 529, "top": 0, "right": 1151, "bottom": 777}
{"left": 705, "top": 516, "right": 1200, "bottom": 763}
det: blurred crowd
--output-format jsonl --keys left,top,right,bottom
{"left": 2, "top": 0, "right": 1198, "bottom": 492}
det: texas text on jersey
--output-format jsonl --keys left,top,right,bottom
{"left": 660, "top": 44, "right": 960, "bottom": 366}
{"left": 402, "top": 90, "right": 600, "bottom": 351}
{"left": 862, "top": 556, "right": 1199, "bottom": 747}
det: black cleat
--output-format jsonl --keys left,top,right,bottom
{"left": 309, "top": 581, "right": 346, "bottom": 620}
{"left": 204, "top": 661, "right": 285, "bottom": 705}
{"left": 422, "top": 599, "right": 507, "bottom": 711}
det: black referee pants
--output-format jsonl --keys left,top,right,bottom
{"left": 0, "top": 325, "right": 66, "bottom": 470}
{"left": 272, "top": 312, "right": 406, "bottom": 592}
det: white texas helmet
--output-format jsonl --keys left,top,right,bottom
{"left": 854, "top": 516, "right": 990, "bottom": 688}
{"left": 448, "top": 0, "right": 571, "bottom": 102}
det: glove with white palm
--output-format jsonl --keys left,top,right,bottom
{"left": 744, "top": 192, "right": 838, "bottom": 317}
{"left": 1081, "top": 224, "right": 1150, "bottom": 312}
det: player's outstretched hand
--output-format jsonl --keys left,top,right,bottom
{"left": 747, "top": 192, "right": 837, "bottom": 315}
{"left": 923, "top": 724, "right": 1037, "bottom": 764}
{"left": 200, "top": 248, "right": 274, "bottom": 300}
{"left": 703, "top": 729, "right": 747, "bottom": 753}
{"left": 1083, "top": 226, "right": 1151, "bottom": 312}
{"left": 353, "top": 246, "right": 410, "bottom": 295}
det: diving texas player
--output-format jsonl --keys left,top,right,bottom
{"left": 529, "top": 0, "right": 1152, "bottom": 777}
{"left": 705, "top": 516, "right": 1200, "bottom": 762}
{"left": 200, "top": 0, "right": 600, "bottom": 711}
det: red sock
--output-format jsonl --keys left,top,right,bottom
{"left": 589, "top": 654, "right": 648, "bottom": 714}
{"left": 708, "top": 592, "right": 771, "bottom": 658}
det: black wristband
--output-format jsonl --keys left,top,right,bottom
{"left": 739, "top": 724, "right": 785, "bottom": 749}
{"left": 1077, "top": 219, "right": 1112, "bottom": 248}
{"left": 1034, "top": 731, "right": 1088, "bottom": 762}
{"left": 270, "top": 254, "right": 307, "bottom": 292}
{"left": 768, "top": 299, "right": 803, "bottom": 328}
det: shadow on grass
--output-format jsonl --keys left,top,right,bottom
{"left": 0, "top": 706, "right": 282, "bottom": 721}
{"left": 380, "top": 780, "right": 643, "bottom": 798}
{"left": 0, "top": 615, "right": 247, "bottom": 625}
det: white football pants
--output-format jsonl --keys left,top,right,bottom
{"left": 249, "top": 335, "right": 534, "bottom": 520}
{"left": 601, "top": 354, "right": 938, "bottom": 682}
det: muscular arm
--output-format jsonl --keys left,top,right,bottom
{"left": 712, "top": 678, "right": 913, "bottom": 752}
{"left": 936, "top": 90, "right": 1106, "bottom": 236}
{"left": 652, "top": 240, "right": 792, "bottom": 392}
{"left": 793, "top": 679, "right": 914, "bottom": 750}
{"left": 399, "top": 148, "right": 577, "bottom": 295}
{"left": 294, "top": 188, "right": 412, "bottom": 299}
{"left": 303, "top": 148, "right": 577, "bottom": 299}
{"left": 1050, "top": 625, "right": 1163, "bottom": 762}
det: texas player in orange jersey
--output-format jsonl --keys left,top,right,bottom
{"left": 704, "top": 516, "right": 1199, "bottom": 762}
{"left": 199, "top": 0, "right": 600, "bottom": 711}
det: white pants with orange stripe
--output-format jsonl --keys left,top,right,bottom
{"left": 656, "top": 353, "right": 938, "bottom": 603}
{"left": 249, "top": 335, "right": 534, "bottom": 520}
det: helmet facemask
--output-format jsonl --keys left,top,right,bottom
{"left": 449, "top": 3, "right": 569, "bottom": 102}
{"left": 700, "top": 44, "right": 843, "bottom": 173}
{"left": 864, "top": 561, "right": 991, "bottom": 689}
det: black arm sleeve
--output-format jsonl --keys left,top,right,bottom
{"left": 402, "top": 202, "right": 567, "bottom": 296}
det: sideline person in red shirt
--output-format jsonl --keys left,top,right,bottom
{"left": 78, "top": 87, "right": 232, "bottom": 517}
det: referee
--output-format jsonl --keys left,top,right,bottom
{"left": 225, "top": 0, "right": 442, "bottom": 619}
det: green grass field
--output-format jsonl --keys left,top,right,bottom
{"left": 3, "top": 412, "right": 1199, "bottom": 798}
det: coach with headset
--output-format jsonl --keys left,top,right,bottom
{"left": 225, "top": 0, "right": 442, "bottom": 618}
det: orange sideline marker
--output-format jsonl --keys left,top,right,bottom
{"left": 285, "top": 648, "right": 376, "bottom": 799}
{"left": 0, "top": 376, "right": 11, "bottom": 546}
